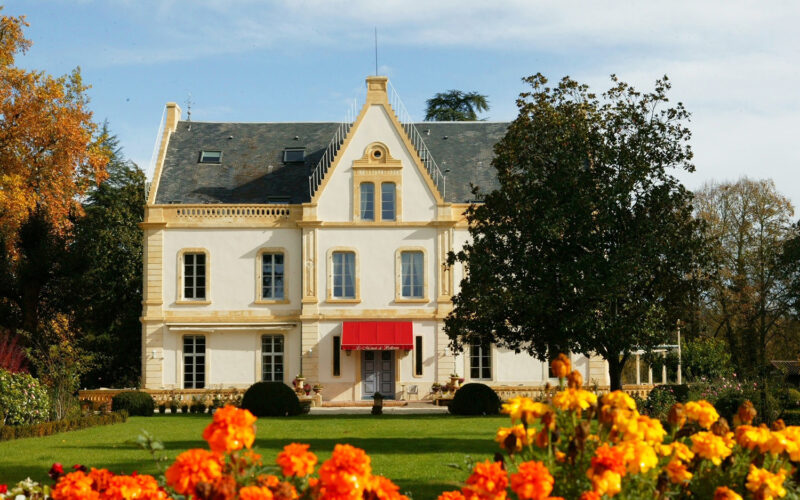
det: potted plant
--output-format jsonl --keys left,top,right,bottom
{"left": 431, "top": 382, "right": 442, "bottom": 395}
{"left": 180, "top": 402, "right": 190, "bottom": 414}
{"left": 450, "top": 373, "right": 461, "bottom": 388}
{"left": 157, "top": 402, "right": 167, "bottom": 414}
{"left": 294, "top": 375, "right": 306, "bottom": 394}
{"left": 169, "top": 398, "right": 179, "bottom": 415}
{"left": 312, "top": 384, "right": 323, "bottom": 395}
{"left": 303, "top": 383, "right": 312, "bottom": 396}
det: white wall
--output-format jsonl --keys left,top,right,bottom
{"left": 316, "top": 105, "right": 438, "bottom": 222}
{"left": 162, "top": 228, "right": 301, "bottom": 311}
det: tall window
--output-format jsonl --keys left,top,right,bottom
{"left": 401, "top": 251, "right": 424, "bottom": 298}
{"left": 261, "top": 253, "right": 284, "bottom": 300}
{"left": 261, "top": 335, "right": 284, "bottom": 382}
{"left": 333, "top": 335, "right": 341, "bottom": 376}
{"left": 332, "top": 251, "right": 356, "bottom": 299}
{"left": 183, "top": 253, "right": 206, "bottom": 300}
{"left": 381, "top": 182, "right": 396, "bottom": 221}
{"left": 470, "top": 342, "right": 491, "bottom": 380}
{"left": 360, "top": 182, "right": 375, "bottom": 221}
{"left": 414, "top": 336, "right": 423, "bottom": 376}
{"left": 183, "top": 335, "right": 205, "bottom": 389}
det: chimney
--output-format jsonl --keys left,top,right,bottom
{"left": 365, "top": 76, "right": 389, "bottom": 105}
{"left": 165, "top": 102, "right": 182, "bottom": 133}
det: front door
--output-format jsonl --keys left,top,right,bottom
{"left": 362, "top": 350, "right": 395, "bottom": 399}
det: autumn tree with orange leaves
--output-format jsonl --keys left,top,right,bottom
{"left": 0, "top": 11, "right": 109, "bottom": 256}
{"left": 0, "top": 11, "right": 109, "bottom": 337}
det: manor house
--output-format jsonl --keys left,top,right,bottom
{"left": 140, "top": 76, "right": 607, "bottom": 401}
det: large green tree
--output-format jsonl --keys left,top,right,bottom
{"left": 65, "top": 128, "right": 144, "bottom": 388}
{"left": 695, "top": 178, "right": 796, "bottom": 379}
{"left": 424, "top": 90, "right": 489, "bottom": 121}
{"left": 446, "top": 74, "right": 704, "bottom": 390}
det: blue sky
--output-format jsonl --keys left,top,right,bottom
{"left": 6, "top": 1, "right": 800, "bottom": 206}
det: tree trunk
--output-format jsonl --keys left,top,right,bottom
{"left": 607, "top": 353, "right": 626, "bottom": 391}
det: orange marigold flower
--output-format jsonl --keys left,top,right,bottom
{"left": 317, "top": 444, "right": 372, "bottom": 500}
{"left": 202, "top": 404, "right": 257, "bottom": 454}
{"left": 684, "top": 401, "right": 720, "bottom": 429}
{"left": 552, "top": 388, "right": 597, "bottom": 413}
{"left": 165, "top": 448, "right": 224, "bottom": 497}
{"left": 509, "top": 461, "right": 553, "bottom": 500}
{"left": 463, "top": 460, "right": 508, "bottom": 500}
{"left": 567, "top": 370, "right": 583, "bottom": 389}
{"left": 277, "top": 443, "right": 318, "bottom": 477}
{"left": 589, "top": 444, "right": 627, "bottom": 476}
{"left": 714, "top": 487, "right": 743, "bottom": 500}
{"left": 52, "top": 471, "right": 99, "bottom": 500}
{"left": 437, "top": 492, "right": 466, "bottom": 500}
{"left": 501, "top": 397, "right": 550, "bottom": 425}
{"left": 239, "top": 485, "right": 275, "bottom": 500}
{"left": 776, "top": 426, "right": 800, "bottom": 461}
{"left": 364, "top": 475, "right": 409, "bottom": 500}
{"left": 746, "top": 464, "right": 788, "bottom": 500}
{"left": 733, "top": 400, "right": 757, "bottom": 426}
{"left": 735, "top": 425, "right": 772, "bottom": 452}
{"left": 691, "top": 431, "right": 732, "bottom": 466}
{"left": 664, "top": 460, "right": 692, "bottom": 484}
{"left": 551, "top": 354, "right": 571, "bottom": 379}
{"left": 87, "top": 468, "right": 114, "bottom": 492}
{"left": 103, "top": 474, "right": 166, "bottom": 500}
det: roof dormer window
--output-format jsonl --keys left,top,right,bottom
{"left": 283, "top": 148, "right": 305, "bottom": 163}
{"left": 199, "top": 150, "right": 222, "bottom": 163}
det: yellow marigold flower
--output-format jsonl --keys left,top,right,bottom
{"left": 746, "top": 464, "right": 788, "bottom": 500}
{"left": 509, "top": 461, "right": 554, "bottom": 500}
{"left": 658, "top": 441, "right": 694, "bottom": 463}
{"left": 551, "top": 353, "right": 571, "bottom": 379}
{"left": 691, "top": 431, "right": 732, "bottom": 466}
{"left": 501, "top": 397, "right": 550, "bottom": 425}
{"left": 619, "top": 414, "right": 665, "bottom": 444}
{"left": 664, "top": 459, "right": 692, "bottom": 484}
{"left": 602, "top": 391, "right": 636, "bottom": 411}
{"left": 778, "top": 426, "right": 800, "bottom": 461}
{"left": 735, "top": 425, "right": 772, "bottom": 452}
{"left": 684, "top": 401, "right": 720, "bottom": 429}
{"left": 588, "top": 470, "right": 621, "bottom": 498}
{"left": 495, "top": 425, "right": 536, "bottom": 453}
{"left": 714, "top": 487, "right": 743, "bottom": 500}
{"left": 553, "top": 388, "right": 597, "bottom": 413}
{"left": 617, "top": 441, "right": 658, "bottom": 474}
{"left": 277, "top": 443, "right": 318, "bottom": 477}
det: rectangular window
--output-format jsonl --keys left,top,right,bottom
{"left": 414, "top": 336, "right": 423, "bottom": 376}
{"left": 183, "top": 335, "right": 206, "bottom": 389}
{"left": 332, "top": 251, "right": 356, "bottom": 299}
{"left": 333, "top": 335, "right": 341, "bottom": 376}
{"left": 262, "top": 335, "right": 284, "bottom": 382}
{"left": 401, "top": 251, "right": 424, "bottom": 298}
{"left": 199, "top": 150, "right": 222, "bottom": 163}
{"left": 470, "top": 342, "right": 491, "bottom": 380}
{"left": 283, "top": 149, "right": 305, "bottom": 163}
{"left": 183, "top": 253, "right": 206, "bottom": 300}
{"left": 381, "top": 182, "right": 396, "bottom": 221}
{"left": 261, "top": 253, "right": 285, "bottom": 300}
{"left": 360, "top": 182, "right": 375, "bottom": 221}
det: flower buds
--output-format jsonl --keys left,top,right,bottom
{"left": 567, "top": 370, "right": 583, "bottom": 389}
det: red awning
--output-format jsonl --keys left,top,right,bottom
{"left": 341, "top": 321, "right": 413, "bottom": 350}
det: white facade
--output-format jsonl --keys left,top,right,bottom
{"left": 140, "top": 76, "right": 604, "bottom": 400}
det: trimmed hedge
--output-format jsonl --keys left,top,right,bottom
{"left": 112, "top": 391, "right": 155, "bottom": 417}
{"left": 448, "top": 383, "right": 501, "bottom": 416}
{"left": 242, "top": 382, "right": 302, "bottom": 417}
{"left": 0, "top": 411, "right": 127, "bottom": 441}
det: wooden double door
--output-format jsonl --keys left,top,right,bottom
{"left": 361, "top": 350, "right": 395, "bottom": 399}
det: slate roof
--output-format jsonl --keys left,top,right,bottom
{"left": 154, "top": 120, "right": 508, "bottom": 205}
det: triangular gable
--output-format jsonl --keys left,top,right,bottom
{"left": 308, "top": 77, "right": 445, "bottom": 211}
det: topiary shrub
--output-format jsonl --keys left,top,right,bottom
{"left": 111, "top": 391, "right": 155, "bottom": 417}
{"left": 448, "top": 383, "right": 501, "bottom": 416}
{"left": 242, "top": 382, "right": 302, "bottom": 417}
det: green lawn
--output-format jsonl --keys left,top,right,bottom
{"left": 0, "top": 414, "right": 506, "bottom": 498}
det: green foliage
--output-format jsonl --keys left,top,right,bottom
{"left": 241, "top": 382, "right": 302, "bottom": 417}
{"left": 681, "top": 337, "right": 733, "bottom": 381}
{"left": 0, "top": 368, "right": 50, "bottom": 425}
{"left": 111, "top": 391, "right": 155, "bottom": 417}
{"left": 448, "top": 383, "right": 501, "bottom": 416}
{"left": 424, "top": 90, "right": 489, "bottom": 121}
{"left": 0, "top": 410, "right": 126, "bottom": 441}
{"left": 66, "top": 127, "right": 145, "bottom": 388}
{"left": 445, "top": 73, "right": 703, "bottom": 390}
{"left": 642, "top": 386, "right": 678, "bottom": 421}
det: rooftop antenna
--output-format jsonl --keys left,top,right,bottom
{"left": 185, "top": 92, "right": 193, "bottom": 130}
{"left": 374, "top": 27, "right": 378, "bottom": 75}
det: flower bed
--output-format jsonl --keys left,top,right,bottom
{"left": 4, "top": 355, "right": 800, "bottom": 499}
